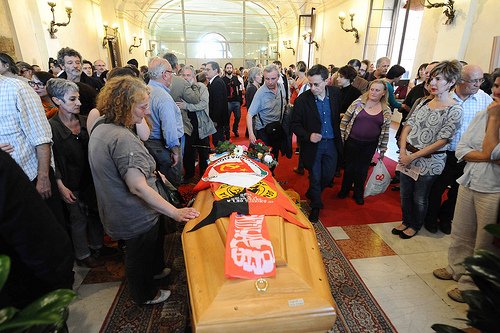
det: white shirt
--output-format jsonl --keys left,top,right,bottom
{"left": 0, "top": 75, "right": 53, "bottom": 180}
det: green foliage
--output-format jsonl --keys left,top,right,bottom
{"left": 432, "top": 225, "right": 500, "bottom": 333}
{"left": 0, "top": 255, "right": 76, "bottom": 333}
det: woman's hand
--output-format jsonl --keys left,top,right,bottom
{"left": 174, "top": 207, "right": 200, "bottom": 222}
{"left": 399, "top": 153, "right": 414, "bottom": 166}
{"left": 57, "top": 181, "right": 77, "bottom": 204}
{"left": 487, "top": 98, "right": 500, "bottom": 119}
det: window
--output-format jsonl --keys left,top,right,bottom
{"left": 196, "top": 33, "right": 232, "bottom": 59}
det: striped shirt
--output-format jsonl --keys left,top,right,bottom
{"left": 0, "top": 75, "right": 53, "bottom": 180}
{"left": 450, "top": 89, "right": 492, "bottom": 151}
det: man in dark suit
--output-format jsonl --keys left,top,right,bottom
{"left": 205, "top": 61, "right": 228, "bottom": 146}
{"left": 291, "top": 64, "right": 342, "bottom": 223}
{"left": 273, "top": 60, "right": 289, "bottom": 104}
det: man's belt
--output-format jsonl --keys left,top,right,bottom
{"left": 406, "top": 142, "right": 446, "bottom": 158}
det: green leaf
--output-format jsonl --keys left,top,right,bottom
{"left": 430, "top": 323, "right": 465, "bottom": 333}
{"left": 484, "top": 224, "right": 500, "bottom": 238}
{"left": 0, "top": 307, "right": 18, "bottom": 325}
{"left": 0, "top": 256, "right": 11, "bottom": 291}
{"left": 17, "top": 290, "right": 76, "bottom": 319}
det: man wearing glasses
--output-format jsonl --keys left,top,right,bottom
{"left": 290, "top": 64, "right": 342, "bottom": 223}
{"left": 144, "top": 57, "right": 183, "bottom": 187}
{"left": 425, "top": 64, "right": 493, "bottom": 234}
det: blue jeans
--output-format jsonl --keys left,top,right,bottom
{"left": 228, "top": 101, "right": 241, "bottom": 134}
{"left": 400, "top": 173, "right": 437, "bottom": 231}
{"left": 308, "top": 139, "right": 337, "bottom": 209}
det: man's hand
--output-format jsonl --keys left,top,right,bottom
{"left": 0, "top": 143, "right": 14, "bottom": 154}
{"left": 249, "top": 132, "right": 257, "bottom": 144}
{"left": 176, "top": 100, "right": 187, "bottom": 109}
{"left": 170, "top": 147, "right": 180, "bottom": 167}
{"left": 36, "top": 175, "right": 52, "bottom": 199}
{"left": 378, "top": 150, "right": 385, "bottom": 160}
{"left": 310, "top": 133, "right": 322, "bottom": 143}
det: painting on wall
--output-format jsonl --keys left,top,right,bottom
{"left": 0, "top": 36, "right": 16, "bottom": 58}
{"left": 105, "top": 37, "right": 122, "bottom": 68}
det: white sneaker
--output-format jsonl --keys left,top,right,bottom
{"left": 144, "top": 289, "right": 171, "bottom": 305}
{"left": 153, "top": 267, "right": 171, "bottom": 280}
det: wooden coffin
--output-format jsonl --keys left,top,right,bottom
{"left": 182, "top": 187, "right": 337, "bottom": 333}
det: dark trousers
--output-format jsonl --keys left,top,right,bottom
{"left": 144, "top": 139, "right": 180, "bottom": 187}
{"left": 120, "top": 221, "right": 164, "bottom": 304}
{"left": 228, "top": 101, "right": 241, "bottom": 134}
{"left": 340, "top": 137, "right": 378, "bottom": 199}
{"left": 307, "top": 139, "right": 337, "bottom": 209}
{"left": 184, "top": 115, "right": 210, "bottom": 178}
{"left": 211, "top": 126, "right": 225, "bottom": 147}
{"left": 32, "top": 168, "right": 67, "bottom": 228}
{"left": 255, "top": 128, "right": 281, "bottom": 162}
{"left": 425, "top": 151, "right": 465, "bottom": 226}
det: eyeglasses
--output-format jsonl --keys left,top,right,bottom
{"left": 164, "top": 70, "right": 173, "bottom": 74}
{"left": 28, "top": 81, "right": 44, "bottom": 88}
{"left": 461, "top": 78, "right": 484, "bottom": 85}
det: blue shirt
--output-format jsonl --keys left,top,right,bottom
{"left": 315, "top": 93, "right": 334, "bottom": 139}
{"left": 147, "top": 80, "right": 181, "bottom": 148}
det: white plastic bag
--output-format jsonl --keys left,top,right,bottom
{"left": 364, "top": 159, "right": 391, "bottom": 197}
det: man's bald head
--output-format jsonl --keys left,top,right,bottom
{"left": 456, "top": 64, "right": 484, "bottom": 98}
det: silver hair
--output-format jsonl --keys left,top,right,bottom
{"left": 263, "top": 64, "right": 279, "bottom": 75}
{"left": 247, "top": 67, "right": 262, "bottom": 84}
{"left": 46, "top": 78, "right": 78, "bottom": 100}
{"left": 148, "top": 57, "right": 170, "bottom": 80}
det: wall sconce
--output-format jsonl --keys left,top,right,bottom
{"left": 338, "top": 12, "right": 360, "bottom": 43}
{"left": 102, "top": 23, "right": 119, "bottom": 49}
{"left": 422, "top": 0, "right": 455, "bottom": 25}
{"left": 128, "top": 36, "right": 142, "bottom": 54}
{"left": 302, "top": 31, "right": 319, "bottom": 50}
{"left": 282, "top": 40, "right": 296, "bottom": 55}
{"left": 47, "top": 1, "right": 72, "bottom": 39}
{"left": 145, "top": 44, "right": 156, "bottom": 57}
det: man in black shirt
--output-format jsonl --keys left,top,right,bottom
{"left": 222, "top": 62, "right": 242, "bottom": 138}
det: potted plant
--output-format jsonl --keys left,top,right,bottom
{"left": 0, "top": 255, "right": 76, "bottom": 332}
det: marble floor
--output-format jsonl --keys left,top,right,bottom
{"left": 66, "top": 125, "right": 469, "bottom": 332}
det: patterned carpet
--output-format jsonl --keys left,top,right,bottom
{"left": 99, "top": 221, "right": 396, "bottom": 333}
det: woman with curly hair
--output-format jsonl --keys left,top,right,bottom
{"left": 88, "top": 76, "right": 199, "bottom": 305}
{"left": 392, "top": 60, "right": 463, "bottom": 239}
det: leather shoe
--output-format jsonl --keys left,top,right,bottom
{"left": 92, "top": 245, "right": 119, "bottom": 258}
{"left": 309, "top": 208, "right": 320, "bottom": 223}
{"left": 153, "top": 267, "right": 172, "bottom": 280}
{"left": 424, "top": 223, "right": 438, "bottom": 234}
{"left": 293, "top": 167, "right": 304, "bottom": 175}
{"left": 354, "top": 197, "right": 364, "bottom": 205}
{"left": 439, "top": 222, "right": 452, "bottom": 235}
{"left": 447, "top": 288, "right": 465, "bottom": 303}
{"left": 337, "top": 190, "right": 348, "bottom": 199}
{"left": 391, "top": 225, "right": 408, "bottom": 235}
{"left": 76, "top": 256, "right": 104, "bottom": 268}
{"left": 390, "top": 177, "right": 400, "bottom": 184}
{"left": 399, "top": 227, "right": 418, "bottom": 239}
{"left": 234, "top": 132, "right": 239, "bottom": 138}
{"left": 433, "top": 268, "right": 453, "bottom": 280}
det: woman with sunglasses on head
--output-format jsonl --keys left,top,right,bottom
{"left": 28, "top": 71, "right": 59, "bottom": 119}
{"left": 392, "top": 60, "right": 463, "bottom": 239}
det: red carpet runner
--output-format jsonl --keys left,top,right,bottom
{"left": 182, "top": 104, "right": 402, "bottom": 227}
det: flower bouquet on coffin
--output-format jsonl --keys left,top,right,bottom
{"left": 246, "top": 139, "right": 278, "bottom": 168}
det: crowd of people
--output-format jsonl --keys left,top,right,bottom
{"left": 0, "top": 47, "right": 499, "bottom": 309}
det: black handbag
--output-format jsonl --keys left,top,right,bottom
{"left": 259, "top": 89, "right": 285, "bottom": 141}
{"left": 155, "top": 174, "right": 184, "bottom": 208}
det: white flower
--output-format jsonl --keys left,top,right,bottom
{"left": 233, "top": 146, "right": 244, "bottom": 157}
{"left": 263, "top": 154, "right": 273, "bottom": 163}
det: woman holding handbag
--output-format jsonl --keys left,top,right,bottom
{"left": 338, "top": 79, "right": 392, "bottom": 205}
